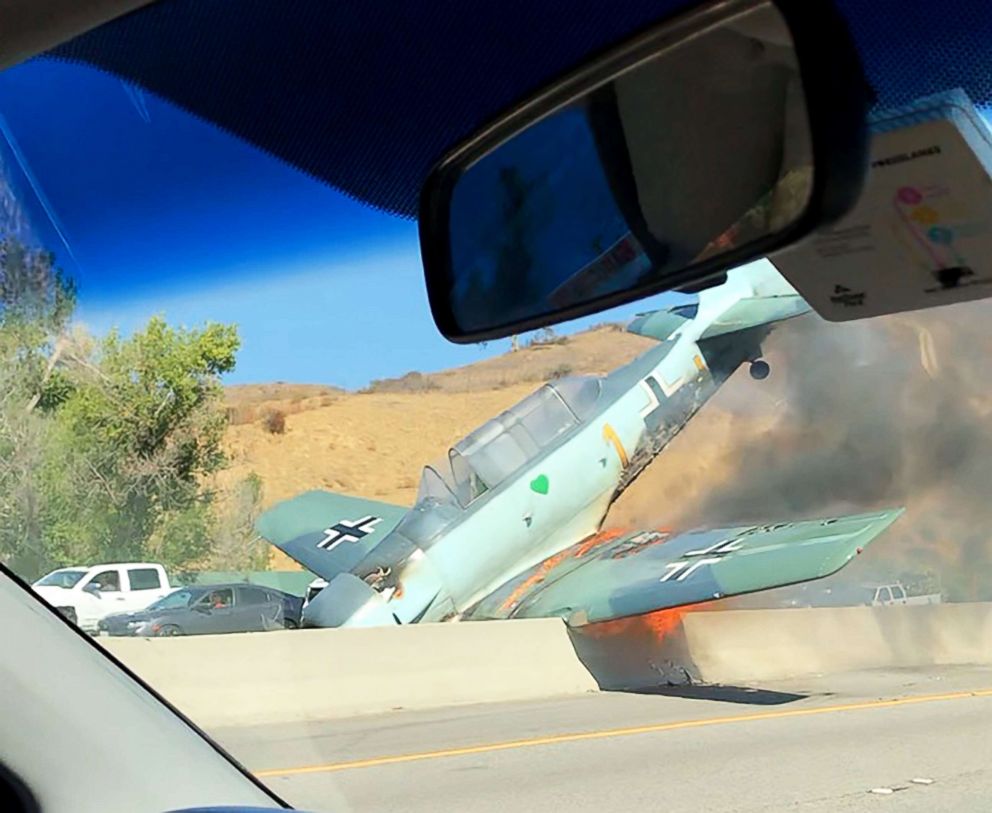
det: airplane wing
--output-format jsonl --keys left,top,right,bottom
{"left": 256, "top": 490, "right": 408, "bottom": 580}
{"left": 466, "top": 508, "right": 903, "bottom": 626}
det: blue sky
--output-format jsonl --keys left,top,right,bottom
{"left": 0, "top": 58, "right": 677, "bottom": 389}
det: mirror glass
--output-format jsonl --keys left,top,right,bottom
{"left": 443, "top": 3, "right": 813, "bottom": 334}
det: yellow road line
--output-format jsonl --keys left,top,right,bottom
{"left": 255, "top": 687, "right": 992, "bottom": 778}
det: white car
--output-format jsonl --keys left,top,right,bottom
{"left": 32, "top": 563, "right": 174, "bottom": 633}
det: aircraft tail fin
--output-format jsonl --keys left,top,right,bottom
{"left": 256, "top": 490, "right": 408, "bottom": 581}
{"left": 626, "top": 305, "right": 697, "bottom": 342}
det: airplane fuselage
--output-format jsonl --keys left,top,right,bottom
{"left": 420, "top": 324, "right": 759, "bottom": 620}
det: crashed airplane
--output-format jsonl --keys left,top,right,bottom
{"left": 257, "top": 265, "right": 903, "bottom": 628}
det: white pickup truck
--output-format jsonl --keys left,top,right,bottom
{"left": 865, "top": 582, "right": 942, "bottom": 606}
{"left": 32, "top": 563, "right": 174, "bottom": 633}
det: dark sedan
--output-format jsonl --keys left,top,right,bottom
{"left": 98, "top": 583, "right": 303, "bottom": 636}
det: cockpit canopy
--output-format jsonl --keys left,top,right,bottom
{"left": 414, "top": 374, "right": 602, "bottom": 510}
{"left": 392, "top": 375, "right": 602, "bottom": 551}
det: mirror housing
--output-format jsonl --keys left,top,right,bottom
{"left": 419, "top": 0, "right": 871, "bottom": 342}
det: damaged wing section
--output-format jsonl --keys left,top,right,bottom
{"left": 468, "top": 508, "right": 903, "bottom": 626}
{"left": 256, "top": 490, "right": 408, "bottom": 581}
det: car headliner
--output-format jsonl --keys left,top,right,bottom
{"left": 3, "top": 1, "right": 991, "bottom": 219}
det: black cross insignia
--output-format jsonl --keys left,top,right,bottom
{"left": 316, "top": 515, "right": 382, "bottom": 552}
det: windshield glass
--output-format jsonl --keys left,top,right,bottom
{"left": 35, "top": 569, "right": 86, "bottom": 588}
{"left": 3, "top": 19, "right": 992, "bottom": 813}
{"left": 147, "top": 589, "right": 194, "bottom": 610}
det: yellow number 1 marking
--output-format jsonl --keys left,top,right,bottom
{"left": 602, "top": 423, "right": 628, "bottom": 467}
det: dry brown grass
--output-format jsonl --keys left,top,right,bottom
{"left": 361, "top": 371, "right": 441, "bottom": 394}
{"left": 262, "top": 409, "right": 286, "bottom": 434}
{"left": 425, "top": 327, "right": 654, "bottom": 392}
{"left": 224, "top": 383, "right": 342, "bottom": 426}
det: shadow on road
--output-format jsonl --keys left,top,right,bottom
{"left": 632, "top": 684, "right": 806, "bottom": 705}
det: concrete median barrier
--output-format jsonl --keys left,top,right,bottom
{"left": 569, "top": 602, "right": 992, "bottom": 689}
{"left": 101, "top": 604, "right": 992, "bottom": 726}
{"left": 683, "top": 602, "right": 992, "bottom": 684}
{"left": 100, "top": 619, "right": 598, "bottom": 727}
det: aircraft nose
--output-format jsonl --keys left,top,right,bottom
{"left": 302, "top": 573, "right": 398, "bottom": 627}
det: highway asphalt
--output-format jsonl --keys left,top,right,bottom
{"left": 215, "top": 665, "right": 992, "bottom": 813}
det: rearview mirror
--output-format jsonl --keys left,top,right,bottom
{"left": 419, "top": 0, "right": 871, "bottom": 342}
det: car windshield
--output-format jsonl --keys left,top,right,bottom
{"left": 147, "top": 589, "right": 195, "bottom": 610}
{"left": 2, "top": 11, "right": 992, "bottom": 813}
{"left": 35, "top": 569, "right": 86, "bottom": 588}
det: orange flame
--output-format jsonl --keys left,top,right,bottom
{"left": 582, "top": 602, "right": 708, "bottom": 642}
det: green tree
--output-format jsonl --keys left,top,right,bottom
{"left": 49, "top": 317, "right": 241, "bottom": 570}
{"left": 208, "top": 472, "right": 270, "bottom": 571}
{"left": 0, "top": 239, "right": 78, "bottom": 576}
{"left": 0, "top": 237, "right": 77, "bottom": 410}
{"left": 0, "top": 236, "right": 258, "bottom": 580}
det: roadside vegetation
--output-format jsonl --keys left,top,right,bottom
{"left": 0, "top": 238, "right": 264, "bottom": 580}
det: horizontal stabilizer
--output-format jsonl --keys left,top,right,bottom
{"left": 256, "top": 490, "right": 407, "bottom": 581}
{"left": 627, "top": 307, "right": 695, "bottom": 342}
{"left": 469, "top": 508, "right": 903, "bottom": 626}
{"left": 698, "top": 294, "right": 809, "bottom": 340}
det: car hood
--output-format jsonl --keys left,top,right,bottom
{"left": 32, "top": 585, "right": 76, "bottom": 603}
{"left": 100, "top": 608, "right": 183, "bottom": 631}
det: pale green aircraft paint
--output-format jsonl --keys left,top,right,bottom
{"left": 256, "top": 265, "right": 903, "bottom": 628}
